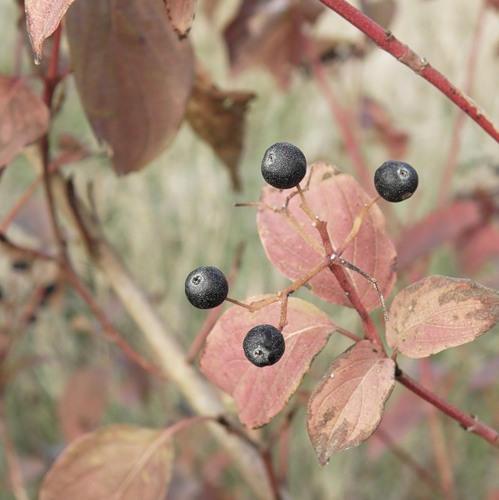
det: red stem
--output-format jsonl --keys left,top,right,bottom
{"left": 396, "top": 369, "right": 499, "bottom": 447}
{"left": 318, "top": 0, "right": 499, "bottom": 142}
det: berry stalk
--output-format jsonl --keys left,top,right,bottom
{"left": 319, "top": 0, "right": 499, "bottom": 142}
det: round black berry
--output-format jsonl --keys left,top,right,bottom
{"left": 185, "top": 266, "right": 228, "bottom": 309}
{"left": 374, "top": 160, "right": 418, "bottom": 202}
{"left": 261, "top": 142, "right": 307, "bottom": 189}
{"left": 243, "top": 324, "right": 285, "bottom": 367}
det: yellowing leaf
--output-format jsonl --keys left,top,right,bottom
{"left": 40, "top": 425, "right": 174, "bottom": 500}
{"left": 25, "top": 0, "right": 76, "bottom": 62}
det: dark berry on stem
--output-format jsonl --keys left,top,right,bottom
{"left": 374, "top": 160, "right": 419, "bottom": 202}
{"left": 185, "top": 266, "right": 228, "bottom": 309}
{"left": 243, "top": 324, "right": 285, "bottom": 367}
{"left": 261, "top": 142, "right": 307, "bottom": 189}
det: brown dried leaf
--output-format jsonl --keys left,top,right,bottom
{"left": 0, "top": 76, "right": 49, "bottom": 166}
{"left": 307, "top": 340, "right": 395, "bottom": 464}
{"left": 164, "top": 0, "right": 196, "bottom": 38}
{"left": 396, "top": 200, "right": 483, "bottom": 271}
{"left": 386, "top": 275, "right": 499, "bottom": 358}
{"left": 257, "top": 162, "right": 397, "bottom": 311}
{"left": 25, "top": 0, "right": 75, "bottom": 62}
{"left": 186, "top": 67, "right": 255, "bottom": 191}
{"left": 223, "top": 0, "right": 323, "bottom": 88}
{"left": 65, "top": 0, "right": 194, "bottom": 175}
{"left": 200, "top": 296, "right": 335, "bottom": 428}
{"left": 40, "top": 425, "right": 174, "bottom": 500}
{"left": 58, "top": 367, "right": 109, "bottom": 441}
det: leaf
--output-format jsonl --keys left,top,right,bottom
{"left": 257, "top": 162, "right": 397, "bottom": 311}
{"left": 0, "top": 76, "right": 49, "bottom": 166}
{"left": 65, "top": 0, "right": 194, "bottom": 175}
{"left": 386, "top": 275, "right": 499, "bottom": 358}
{"left": 457, "top": 223, "right": 499, "bottom": 275}
{"left": 307, "top": 340, "right": 395, "bottom": 464}
{"left": 164, "top": 0, "right": 197, "bottom": 38}
{"left": 25, "top": 0, "right": 75, "bottom": 62}
{"left": 223, "top": 0, "right": 323, "bottom": 88}
{"left": 186, "top": 67, "right": 255, "bottom": 191}
{"left": 396, "top": 200, "right": 483, "bottom": 271}
{"left": 40, "top": 425, "right": 174, "bottom": 500}
{"left": 359, "top": 96, "right": 408, "bottom": 159}
{"left": 58, "top": 367, "right": 109, "bottom": 441}
{"left": 199, "top": 296, "right": 335, "bottom": 428}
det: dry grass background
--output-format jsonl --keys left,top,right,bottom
{"left": 0, "top": 0, "right": 498, "bottom": 498}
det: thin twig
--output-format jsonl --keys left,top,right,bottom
{"left": 319, "top": 0, "right": 499, "bottom": 141}
{"left": 396, "top": 368, "right": 499, "bottom": 447}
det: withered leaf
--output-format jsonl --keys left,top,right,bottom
{"left": 386, "top": 275, "right": 499, "bottom": 358}
{"left": 66, "top": 0, "right": 194, "bottom": 175}
{"left": 40, "top": 425, "right": 174, "bottom": 500}
{"left": 186, "top": 67, "right": 255, "bottom": 191}
{"left": 164, "top": 0, "right": 197, "bottom": 38}
{"left": 307, "top": 340, "right": 395, "bottom": 464}
{"left": 25, "top": 0, "right": 76, "bottom": 62}
{"left": 223, "top": 0, "right": 324, "bottom": 88}
{"left": 0, "top": 76, "right": 49, "bottom": 166}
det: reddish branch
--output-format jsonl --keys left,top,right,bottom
{"left": 319, "top": 0, "right": 499, "bottom": 142}
{"left": 396, "top": 369, "right": 499, "bottom": 447}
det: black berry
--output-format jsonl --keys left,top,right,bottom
{"left": 261, "top": 142, "right": 307, "bottom": 189}
{"left": 243, "top": 324, "right": 285, "bottom": 367}
{"left": 185, "top": 266, "right": 228, "bottom": 309}
{"left": 374, "top": 160, "right": 419, "bottom": 202}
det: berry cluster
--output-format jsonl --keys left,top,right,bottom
{"left": 185, "top": 142, "right": 419, "bottom": 368}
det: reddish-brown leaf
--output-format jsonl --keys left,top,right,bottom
{"left": 186, "top": 67, "right": 255, "bottom": 191}
{"left": 307, "top": 340, "right": 395, "bottom": 464}
{"left": 359, "top": 96, "right": 408, "bottom": 159}
{"left": 25, "top": 0, "right": 75, "bottom": 62}
{"left": 257, "top": 162, "right": 397, "bottom": 311}
{"left": 40, "top": 425, "right": 174, "bottom": 500}
{"left": 223, "top": 0, "right": 323, "bottom": 88}
{"left": 396, "top": 200, "right": 483, "bottom": 271}
{"left": 199, "top": 296, "right": 335, "bottom": 428}
{"left": 58, "top": 367, "right": 109, "bottom": 441}
{"left": 0, "top": 76, "right": 49, "bottom": 166}
{"left": 65, "top": 0, "right": 194, "bottom": 175}
{"left": 164, "top": 0, "right": 196, "bottom": 38}
{"left": 457, "top": 223, "right": 499, "bottom": 275}
{"left": 386, "top": 275, "right": 499, "bottom": 358}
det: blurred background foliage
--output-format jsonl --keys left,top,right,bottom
{"left": 0, "top": 0, "right": 498, "bottom": 498}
